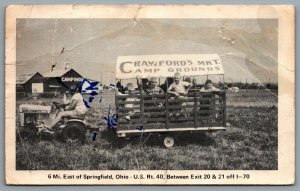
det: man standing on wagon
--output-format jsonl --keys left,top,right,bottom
{"left": 167, "top": 72, "right": 193, "bottom": 117}
{"left": 167, "top": 72, "right": 192, "bottom": 98}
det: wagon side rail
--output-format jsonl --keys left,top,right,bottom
{"left": 115, "top": 91, "right": 226, "bottom": 136}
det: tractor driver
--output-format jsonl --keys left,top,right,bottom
{"left": 44, "top": 84, "right": 88, "bottom": 132}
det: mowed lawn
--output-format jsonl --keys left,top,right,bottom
{"left": 16, "top": 90, "right": 278, "bottom": 170}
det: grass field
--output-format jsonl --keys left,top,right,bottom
{"left": 16, "top": 89, "right": 278, "bottom": 170}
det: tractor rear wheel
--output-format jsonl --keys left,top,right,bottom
{"left": 62, "top": 122, "right": 86, "bottom": 144}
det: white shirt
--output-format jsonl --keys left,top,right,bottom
{"left": 168, "top": 81, "right": 191, "bottom": 94}
{"left": 72, "top": 93, "right": 88, "bottom": 114}
{"left": 63, "top": 94, "right": 71, "bottom": 105}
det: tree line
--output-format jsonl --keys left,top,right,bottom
{"left": 218, "top": 82, "right": 278, "bottom": 90}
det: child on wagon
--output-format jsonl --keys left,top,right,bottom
{"left": 144, "top": 77, "right": 164, "bottom": 108}
{"left": 199, "top": 79, "right": 220, "bottom": 92}
{"left": 116, "top": 82, "right": 140, "bottom": 120}
{"left": 199, "top": 79, "right": 221, "bottom": 119}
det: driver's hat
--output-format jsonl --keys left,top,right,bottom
{"left": 69, "top": 84, "right": 79, "bottom": 93}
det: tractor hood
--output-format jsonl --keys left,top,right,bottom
{"left": 19, "top": 104, "right": 52, "bottom": 113}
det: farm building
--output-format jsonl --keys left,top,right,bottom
{"left": 16, "top": 63, "right": 103, "bottom": 97}
{"left": 16, "top": 72, "right": 44, "bottom": 97}
{"left": 43, "top": 66, "right": 84, "bottom": 95}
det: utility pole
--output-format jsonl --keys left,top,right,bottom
{"left": 246, "top": 77, "right": 248, "bottom": 92}
{"left": 223, "top": 74, "right": 225, "bottom": 90}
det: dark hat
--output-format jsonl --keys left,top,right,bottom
{"left": 205, "top": 79, "right": 213, "bottom": 85}
{"left": 69, "top": 84, "right": 79, "bottom": 93}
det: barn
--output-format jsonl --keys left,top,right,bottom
{"left": 43, "top": 67, "right": 83, "bottom": 95}
{"left": 16, "top": 72, "right": 44, "bottom": 97}
{"left": 16, "top": 63, "right": 100, "bottom": 97}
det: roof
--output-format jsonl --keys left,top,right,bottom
{"left": 43, "top": 69, "right": 72, "bottom": 78}
{"left": 16, "top": 72, "right": 42, "bottom": 85}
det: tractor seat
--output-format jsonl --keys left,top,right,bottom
{"left": 63, "top": 115, "right": 85, "bottom": 120}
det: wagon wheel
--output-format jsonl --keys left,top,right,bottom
{"left": 163, "top": 136, "right": 174, "bottom": 148}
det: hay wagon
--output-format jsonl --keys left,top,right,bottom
{"left": 114, "top": 54, "right": 227, "bottom": 147}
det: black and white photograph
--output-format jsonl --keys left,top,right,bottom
{"left": 5, "top": 5, "right": 295, "bottom": 185}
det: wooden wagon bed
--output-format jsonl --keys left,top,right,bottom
{"left": 116, "top": 91, "right": 226, "bottom": 137}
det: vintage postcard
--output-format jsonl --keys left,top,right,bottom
{"left": 5, "top": 5, "right": 295, "bottom": 185}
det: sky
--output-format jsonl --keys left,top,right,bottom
{"left": 16, "top": 18, "right": 278, "bottom": 85}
